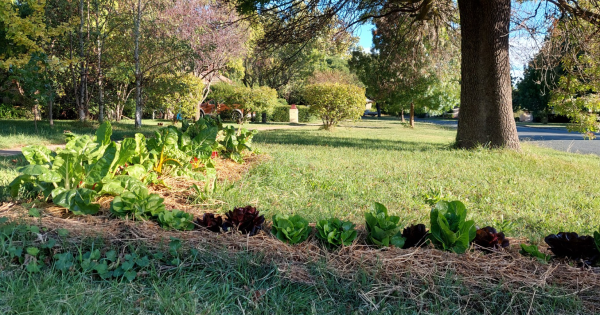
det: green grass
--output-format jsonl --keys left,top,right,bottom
{"left": 211, "top": 120, "right": 600, "bottom": 241}
{"left": 1, "top": 118, "right": 600, "bottom": 314}
{"left": 0, "top": 224, "right": 587, "bottom": 315}
{"left": 0, "top": 119, "right": 169, "bottom": 149}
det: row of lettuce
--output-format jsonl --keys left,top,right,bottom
{"left": 196, "top": 201, "right": 600, "bottom": 266}
{"left": 7, "top": 118, "right": 256, "bottom": 223}
{"left": 2, "top": 200, "right": 600, "bottom": 278}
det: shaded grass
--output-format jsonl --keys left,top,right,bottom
{"left": 0, "top": 119, "right": 167, "bottom": 149}
{"left": 212, "top": 121, "right": 600, "bottom": 241}
{"left": 0, "top": 228, "right": 587, "bottom": 315}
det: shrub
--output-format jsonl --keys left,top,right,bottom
{"left": 268, "top": 105, "right": 314, "bottom": 122}
{"left": 365, "top": 202, "right": 405, "bottom": 248}
{"left": 271, "top": 214, "right": 311, "bottom": 244}
{"left": 429, "top": 200, "right": 476, "bottom": 254}
{"left": 315, "top": 218, "right": 357, "bottom": 248}
{"left": 303, "top": 83, "right": 365, "bottom": 130}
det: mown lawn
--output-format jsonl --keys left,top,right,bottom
{"left": 214, "top": 120, "right": 600, "bottom": 241}
{"left": 1, "top": 118, "right": 600, "bottom": 314}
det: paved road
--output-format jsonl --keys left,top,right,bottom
{"left": 420, "top": 119, "right": 600, "bottom": 156}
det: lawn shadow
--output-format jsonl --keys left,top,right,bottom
{"left": 0, "top": 120, "right": 161, "bottom": 147}
{"left": 255, "top": 129, "right": 452, "bottom": 152}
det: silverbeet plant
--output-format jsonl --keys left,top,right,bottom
{"left": 271, "top": 214, "right": 310, "bottom": 244}
{"left": 315, "top": 218, "right": 357, "bottom": 248}
{"left": 222, "top": 205, "right": 264, "bottom": 236}
{"left": 365, "top": 202, "right": 405, "bottom": 248}
{"left": 429, "top": 200, "right": 476, "bottom": 254}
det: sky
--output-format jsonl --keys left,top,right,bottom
{"left": 354, "top": 2, "right": 549, "bottom": 81}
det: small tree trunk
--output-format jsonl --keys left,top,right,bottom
{"left": 376, "top": 102, "right": 381, "bottom": 118}
{"left": 261, "top": 112, "right": 267, "bottom": 123}
{"left": 48, "top": 92, "right": 54, "bottom": 127}
{"left": 456, "top": 0, "right": 520, "bottom": 149}
{"left": 97, "top": 22, "right": 104, "bottom": 123}
{"left": 410, "top": 102, "right": 415, "bottom": 128}
{"left": 78, "top": 0, "right": 87, "bottom": 123}
{"left": 134, "top": 0, "right": 142, "bottom": 128}
{"left": 400, "top": 106, "right": 405, "bottom": 122}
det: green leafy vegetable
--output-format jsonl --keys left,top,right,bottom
{"left": 157, "top": 209, "right": 194, "bottom": 231}
{"left": 110, "top": 187, "right": 166, "bottom": 220}
{"left": 52, "top": 188, "right": 100, "bottom": 215}
{"left": 271, "top": 214, "right": 311, "bottom": 244}
{"left": 429, "top": 200, "right": 476, "bottom": 254}
{"left": 365, "top": 202, "right": 405, "bottom": 248}
{"left": 315, "top": 218, "right": 357, "bottom": 248}
{"left": 520, "top": 244, "right": 551, "bottom": 263}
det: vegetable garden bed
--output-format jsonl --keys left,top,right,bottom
{"left": 1, "top": 200, "right": 600, "bottom": 312}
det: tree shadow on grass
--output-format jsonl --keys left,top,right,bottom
{"left": 0, "top": 120, "right": 160, "bottom": 146}
{"left": 255, "top": 129, "right": 452, "bottom": 152}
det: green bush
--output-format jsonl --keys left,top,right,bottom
{"left": 303, "top": 83, "right": 365, "bottom": 130}
{"left": 268, "top": 105, "right": 314, "bottom": 122}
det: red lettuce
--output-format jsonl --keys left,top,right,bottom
{"left": 196, "top": 213, "right": 223, "bottom": 233}
{"left": 402, "top": 224, "right": 429, "bottom": 248}
{"left": 545, "top": 232, "right": 600, "bottom": 263}
{"left": 473, "top": 226, "right": 509, "bottom": 249}
{"left": 222, "top": 206, "right": 264, "bottom": 236}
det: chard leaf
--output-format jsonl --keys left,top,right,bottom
{"left": 87, "top": 142, "right": 118, "bottom": 184}
{"left": 95, "top": 121, "right": 112, "bottom": 146}
{"left": 22, "top": 145, "right": 54, "bottom": 165}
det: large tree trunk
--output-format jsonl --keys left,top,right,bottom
{"left": 456, "top": 0, "right": 520, "bottom": 150}
{"left": 134, "top": 0, "right": 143, "bottom": 128}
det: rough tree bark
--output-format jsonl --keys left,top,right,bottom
{"left": 134, "top": 0, "right": 142, "bottom": 128}
{"left": 456, "top": 0, "right": 520, "bottom": 150}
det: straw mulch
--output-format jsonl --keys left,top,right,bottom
{"left": 2, "top": 201, "right": 600, "bottom": 312}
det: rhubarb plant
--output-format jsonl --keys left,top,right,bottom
{"left": 429, "top": 200, "right": 476, "bottom": 254}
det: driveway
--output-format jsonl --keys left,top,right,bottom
{"left": 419, "top": 119, "right": 600, "bottom": 156}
